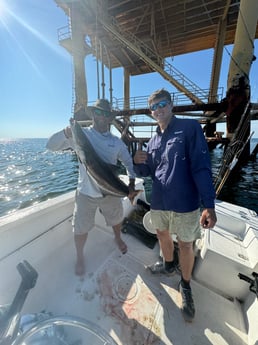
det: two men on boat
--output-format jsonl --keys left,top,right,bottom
{"left": 47, "top": 91, "right": 217, "bottom": 322}
{"left": 133, "top": 88, "right": 217, "bottom": 322}
{"left": 46, "top": 99, "right": 138, "bottom": 275}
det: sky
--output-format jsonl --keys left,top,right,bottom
{"left": 0, "top": 0, "right": 258, "bottom": 139}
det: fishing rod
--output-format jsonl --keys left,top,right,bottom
{"left": 213, "top": 101, "right": 251, "bottom": 188}
{"left": 216, "top": 130, "right": 254, "bottom": 197}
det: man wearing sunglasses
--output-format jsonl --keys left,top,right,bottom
{"left": 133, "top": 88, "right": 217, "bottom": 322}
{"left": 47, "top": 99, "right": 137, "bottom": 276}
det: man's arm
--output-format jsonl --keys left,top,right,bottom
{"left": 46, "top": 127, "right": 73, "bottom": 151}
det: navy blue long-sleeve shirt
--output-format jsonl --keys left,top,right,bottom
{"left": 134, "top": 117, "right": 216, "bottom": 212}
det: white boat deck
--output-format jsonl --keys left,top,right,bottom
{"left": 0, "top": 190, "right": 257, "bottom": 345}
{"left": 1, "top": 215, "right": 249, "bottom": 345}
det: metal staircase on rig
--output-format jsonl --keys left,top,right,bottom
{"left": 81, "top": 0, "right": 210, "bottom": 105}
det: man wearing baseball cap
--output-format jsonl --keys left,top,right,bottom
{"left": 47, "top": 99, "right": 137, "bottom": 275}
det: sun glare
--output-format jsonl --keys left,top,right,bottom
{"left": 0, "top": 0, "right": 6, "bottom": 16}
{"left": 0, "top": 0, "right": 8, "bottom": 23}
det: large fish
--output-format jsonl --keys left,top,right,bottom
{"left": 70, "top": 119, "right": 135, "bottom": 197}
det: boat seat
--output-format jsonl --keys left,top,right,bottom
{"left": 215, "top": 212, "right": 247, "bottom": 239}
{"left": 193, "top": 224, "right": 258, "bottom": 300}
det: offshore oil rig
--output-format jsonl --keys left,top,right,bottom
{"left": 54, "top": 0, "right": 258, "bottom": 195}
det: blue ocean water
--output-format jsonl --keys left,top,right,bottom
{"left": 0, "top": 138, "right": 257, "bottom": 218}
{"left": 0, "top": 138, "right": 78, "bottom": 217}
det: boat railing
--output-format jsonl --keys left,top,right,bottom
{"left": 111, "top": 87, "right": 224, "bottom": 111}
{"left": 57, "top": 25, "right": 71, "bottom": 41}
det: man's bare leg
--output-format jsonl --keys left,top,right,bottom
{"left": 178, "top": 240, "right": 195, "bottom": 321}
{"left": 112, "top": 223, "right": 127, "bottom": 254}
{"left": 178, "top": 240, "right": 194, "bottom": 282}
{"left": 156, "top": 229, "right": 174, "bottom": 262}
{"left": 74, "top": 233, "right": 88, "bottom": 275}
{"left": 147, "top": 229, "right": 176, "bottom": 274}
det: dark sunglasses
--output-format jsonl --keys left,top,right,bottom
{"left": 93, "top": 108, "right": 112, "bottom": 117}
{"left": 150, "top": 99, "right": 170, "bottom": 111}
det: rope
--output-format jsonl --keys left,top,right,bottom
{"left": 224, "top": 5, "right": 256, "bottom": 82}
{"left": 224, "top": 46, "right": 249, "bottom": 81}
{"left": 214, "top": 102, "right": 252, "bottom": 195}
{"left": 239, "top": 8, "right": 255, "bottom": 50}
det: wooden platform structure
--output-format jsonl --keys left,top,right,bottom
{"left": 55, "top": 0, "right": 258, "bottom": 78}
{"left": 54, "top": 0, "right": 258, "bottom": 194}
{"left": 54, "top": 1, "right": 257, "bottom": 132}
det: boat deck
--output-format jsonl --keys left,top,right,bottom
{"left": 2, "top": 213, "right": 249, "bottom": 345}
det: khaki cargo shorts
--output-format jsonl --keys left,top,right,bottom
{"left": 72, "top": 191, "right": 124, "bottom": 235}
{"left": 150, "top": 209, "right": 201, "bottom": 242}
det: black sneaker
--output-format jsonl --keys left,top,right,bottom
{"left": 179, "top": 282, "right": 195, "bottom": 322}
{"left": 147, "top": 261, "right": 176, "bottom": 275}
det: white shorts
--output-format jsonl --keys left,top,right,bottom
{"left": 72, "top": 191, "right": 124, "bottom": 235}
